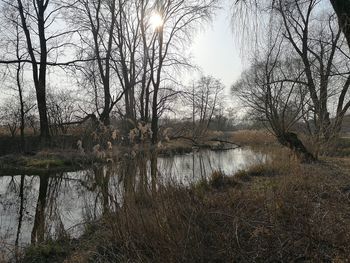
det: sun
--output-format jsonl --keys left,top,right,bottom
{"left": 150, "top": 12, "right": 163, "bottom": 30}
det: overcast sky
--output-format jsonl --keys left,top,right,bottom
{"left": 190, "top": 1, "right": 242, "bottom": 92}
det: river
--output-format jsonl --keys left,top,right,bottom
{"left": 0, "top": 148, "right": 267, "bottom": 257}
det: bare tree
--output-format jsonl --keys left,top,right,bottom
{"left": 233, "top": 0, "right": 350, "bottom": 140}
{"left": 47, "top": 90, "right": 78, "bottom": 135}
{"left": 138, "top": 0, "right": 217, "bottom": 145}
{"left": 0, "top": 0, "right": 81, "bottom": 141}
{"left": 0, "top": 10, "right": 28, "bottom": 148}
{"left": 0, "top": 97, "right": 34, "bottom": 138}
{"left": 113, "top": 0, "right": 142, "bottom": 122}
{"left": 109, "top": 0, "right": 216, "bottom": 188}
{"left": 66, "top": 0, "right": 124, "bottom": 126}
{"left": 233, "top": 0, "right": 350, "bottom": 55}
{"left": 0, "top": 99, "right": 21, "bottom": 137}
{"left": 196, "top": 76, "right": 225, "bottom": 128}
{"left": 7, "top": 0, "right": 50, "bottom": 140}
{"left": 110, "top": 0, "right": 215, "bottom": 128}
{"left": 232, "top": 38, "right": 315, "bottom": 161}
{"left": 273, "top": 0, "right": 350, "bottom": 141}
{"left": 185, "top": 75, "right": 225, "bottom": 138}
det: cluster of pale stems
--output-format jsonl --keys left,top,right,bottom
{"left": 76, "top": 122, "right": 171, "bottom": 160}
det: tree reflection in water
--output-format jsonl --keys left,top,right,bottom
{"left": 0, "top": 148, "right": 267, "bottom": 259}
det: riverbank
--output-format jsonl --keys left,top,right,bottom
{"left": 1, "top": 129, "right": 349, "bottom": 177}
{"left": 0, "top": 132, "right": 243, "bottom": 175}
{"left": 0, "top": 151, "right": 99, "bottom": 176}
{"left": 18, "top": 153, "right": 350, "bottom": 262}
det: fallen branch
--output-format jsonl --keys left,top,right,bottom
{"left": 209, "top": 138, "right": 241, "bottom": 148}
{"left": 169, "top": 136, "right": 241, "bottom": 149}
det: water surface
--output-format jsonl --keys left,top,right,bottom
{"left": 0, "top": 148, "right": 267, "bottom": 257}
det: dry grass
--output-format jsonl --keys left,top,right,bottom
{"left": 0, "top": 150, "right": 99, "bottom": 176}
{"left": 231, "top": 129, "right": 277, "bottom": 146}
{"left": 161, "top": 139, "right": 194, "bottom": 155}
{"left": 20, "top": 154, "right": 350, "bottom": 263}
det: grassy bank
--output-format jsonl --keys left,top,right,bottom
{"left": 156, "top": 130, "right": 274, "bottom": 155}
{"left": 231, "top": 129, "right": 277, "bottom": 146}
{"left": 0, "top": 130, "right": 241, "bottom": 175}
{"left": 0, "top": 151, "right": 99, "bottom": 176}
{"left": 19, "top": 152, "right": 350, "bottom": 262}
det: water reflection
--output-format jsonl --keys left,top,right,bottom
{"left": 0, "top": 148, "right": 266, "bottom": 258}
{"left": 157, "top": 148, "right": 267, "bottom": 184}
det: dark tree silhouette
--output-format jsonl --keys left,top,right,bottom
{"left": 330, "top": 0, "right": 350, "bottom": 50}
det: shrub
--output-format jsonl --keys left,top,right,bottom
{"left": 234, "top": 169, "right": 251, "bottom": 181}
{"left": 22, "top": 241, "right": 71, "bottom": 263}
{"left": 208, "top": 170, "right": 238, "bottom": 189}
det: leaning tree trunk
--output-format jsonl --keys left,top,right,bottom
{"left": 330, "top": 0, "right": 350, "bottom": 50}
{"left": 277, "top": 132, "right": 316, "bottom": 163}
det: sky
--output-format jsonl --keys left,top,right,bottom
{"left": 190, "top": 1, "right": 242, "bottom": 93}
{"left": 1, "top": 0, "right": 243, "bottom": 109}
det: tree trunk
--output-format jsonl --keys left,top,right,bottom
{"left": 17, "top": 67, "right": 25, "bottom": 151}
{"left": 100, "top": 79, "right": 111, "bottom": 126}
{"left": 19, "top": 96, "right": 25, "bottom": 151}
{"left": 17, "top": 0, "right": 50, "bottom": 142}
{"left": 15, "top": 21, "right": 25, "bottom": 152}
{"left": 150, "top": 88, "right": 159, "bottom": 191}
{"left": 277, "top": 132, "right": 316, "bottom": 163}
{"left": 36, "top": 85, "right": 50, "bottom": 143}
{"left": 330, "top": 0, "right": 350, "bottom": 50}
{"left": 145, "top": 84, "right": 150, "bottom": 122}
{"left": 38, "top": 3, "right": 50, "bottom": 143}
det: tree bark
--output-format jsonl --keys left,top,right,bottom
{"left": 277, "top": 132, "right": 316, "bottom": 163}
{"left": 36, "top": 85, "right": 50, "bottom": 142}
{"left": 330, "top": 0, "right": 350, "bottom": 50}
{"left": 17, "top": 0, "right": 50, "bottom": 142}
{"left": 37, "top": 1, "right": 50, "bottom": 141}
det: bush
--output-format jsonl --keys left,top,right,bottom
{"left": 208, "top": 170, "right": 237, "bottom": 189}
{"left": 22, "top": 241, "right": 72, "bottom": 263}
{"left": 234, "top": 169, "right": 251, "bottom": 182}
